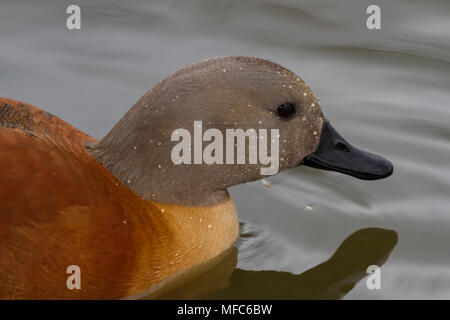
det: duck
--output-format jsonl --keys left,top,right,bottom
{"left": 0, "top": 56, "right": 393, "bottom": 299}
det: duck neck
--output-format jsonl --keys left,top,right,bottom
{"left": 86, "top": 137, "right": 230, "bottom": 206}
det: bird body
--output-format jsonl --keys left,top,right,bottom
{"left": 0, "top": 98, "right": 238, "bottom": 299}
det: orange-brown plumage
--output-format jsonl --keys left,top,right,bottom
{"left": 0, "top": 98, "right": 238, "bottom": 299}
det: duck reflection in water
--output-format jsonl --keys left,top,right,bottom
{"left": 145, "top": 227, "right": 398, "bottom": 300}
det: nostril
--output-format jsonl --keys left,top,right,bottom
{"left": 335, "top": 142, "right": 350, "bottom": 152}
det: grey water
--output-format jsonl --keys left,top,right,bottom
{"left": 1, "top": 0, "right": 449, "bottom": 299}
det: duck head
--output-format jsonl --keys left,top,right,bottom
{"left": 89, "top": 56, "right": 393, "bottom": 206}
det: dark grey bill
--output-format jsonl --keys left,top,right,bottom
{"left": 303, "top": 121, "right": 393, "bottom": 180}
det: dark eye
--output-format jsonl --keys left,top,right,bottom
{"left": 276, "top": 103, "right": 296, "bottom": 119}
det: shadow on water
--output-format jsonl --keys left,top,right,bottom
{"left": 149, "top": 227, "right": 398, "bottom": 300}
